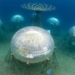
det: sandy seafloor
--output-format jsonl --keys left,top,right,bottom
{"left": 0, "top": 31, "right": 75, "bottom": 75}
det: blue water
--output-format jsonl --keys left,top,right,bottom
{"left": 0, "top": 1, "right": 75, "bottom": 75}
{"left": 0, "top": 0, "right": 75, "bottom": 31}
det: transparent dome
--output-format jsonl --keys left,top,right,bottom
{"left": 47, "top": 17, "right": 60, "bottom": 26}
{"left": 11, "top": 15, "right": 24, "bottom": 23}
{"left": 69, "top": 26, "right": 75, "bottom": 46}
{"left": 11, "top": 26, "right": 54, "bottom": 63}
{"left": 69, "top": 26, "right": 75, "bottom": 36}
{"left": 0, "top": 20, "right": 3, "bottom": 26}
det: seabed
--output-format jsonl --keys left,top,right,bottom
{"left": 0, "top": 32, "right": 75, "bottom": 75}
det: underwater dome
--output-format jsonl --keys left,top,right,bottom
{"left": 69, "top": 26, "right": 75, "bottom": 46}
{"left": 0, "top": 20, "right": 3, "bottom": 26}
{"left": 47, "top": 17, "right": 60, "bottom": 26}
{"left": 69, "top": 26, "right": 75, "bottom": 36}
{"left": 11, "top": 26, "right": 54, "bottom": 63}
{"left": 11, "top": 15, "right": 24, "bottom": 23}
